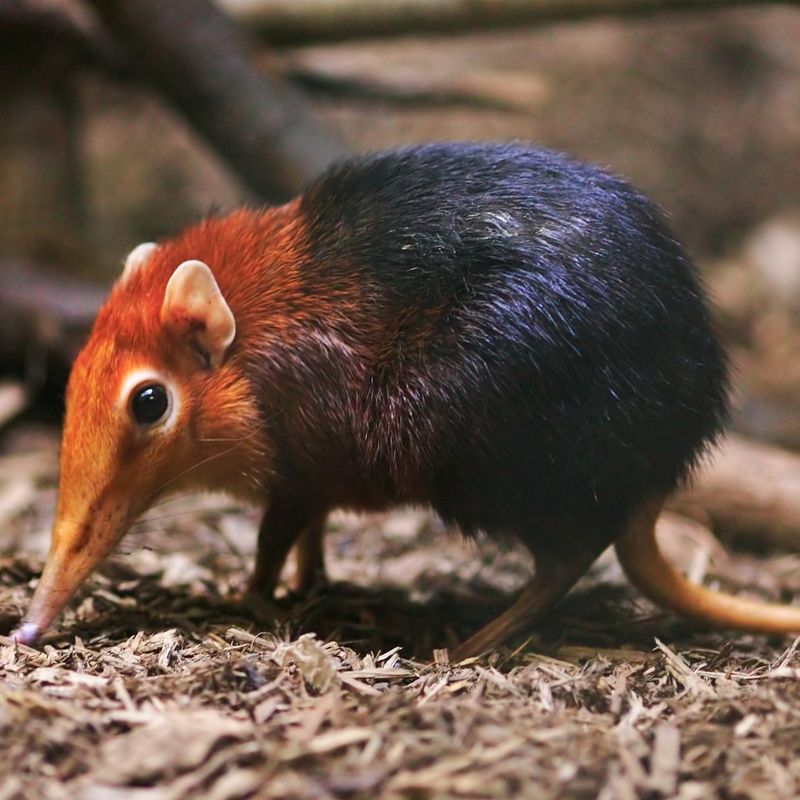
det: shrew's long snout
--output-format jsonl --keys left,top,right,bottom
{"left": 11, "top": 515, "right": 125, "bottom": 646}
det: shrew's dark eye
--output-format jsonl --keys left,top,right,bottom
{"left": 130, "top": 383, "right": 169, "bottom": 425}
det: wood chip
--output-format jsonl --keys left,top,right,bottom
{"left": 4, "top": 485, "right": 800, "bottom": 799}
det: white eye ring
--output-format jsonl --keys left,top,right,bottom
{"left": 118, "top": 370, "right": 180, "bottom": 432}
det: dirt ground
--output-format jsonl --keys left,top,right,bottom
{"left": 2, "top": 424, "right": 800, "bottom": 800}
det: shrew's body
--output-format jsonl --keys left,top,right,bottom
{"left": 16, "top": 144, "right": 800, "bottom": 656}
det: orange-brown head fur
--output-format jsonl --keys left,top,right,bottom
{"left": 14, "top": 201, "right": 320, "bottom": 644}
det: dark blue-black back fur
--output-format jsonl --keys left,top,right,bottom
{"left": 296, "top": 143, "right": 729, "bottom": 547}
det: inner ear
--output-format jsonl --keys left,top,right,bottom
{"left": 160, "top": 260, "right": 236, "bottom": 369}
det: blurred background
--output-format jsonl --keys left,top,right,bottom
{"left": 1, "top": 0, "right": 800, "bottom": 447}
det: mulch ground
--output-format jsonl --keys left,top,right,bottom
{"left": 2, "top": 428, "right": 800, "bottom": 800}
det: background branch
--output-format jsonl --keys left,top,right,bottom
{"left": 219, "top": 0, "right": 795, "bottom": 45}
{"left": 85, "top": 0, "right": 349, "bottom": 201}
{"left": 672, "top": 435, "right": 800, "bottom": 550}
{"left": 0, "top": 0, "right": 124, "bottom": 78}
{"left": 0, "top": 260, "right": 106, "bottom": 386}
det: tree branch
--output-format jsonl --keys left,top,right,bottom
{"left": 84, "top": 0, "right": 349, "bottom": 201}
{"left": 0, "top": 0, "right": 125, "bottom": 79}
{"left": 671, "top": 435, "right": 800, "bottom": 550}
{"left": 0, "top": 260, "right": 105, "bottom": 387}
{"left": 219, "top": 0, "right": 796, "bottom": 45}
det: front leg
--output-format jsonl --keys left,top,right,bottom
{"left": 249, "top": 497, "right": 325, "bottom": 598}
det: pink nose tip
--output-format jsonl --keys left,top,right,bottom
{"left": 9, "top": 622, "right": 39, "bottom": 646}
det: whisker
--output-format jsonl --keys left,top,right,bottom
{"left": 155, "top": 417, "right": 271, "bottom": 496}
{"left": 133, "top": 490, "right": 223, "bottom": 514}
{"left": 41, "top": 413, "right": 279, "bottom": 535}
{"left": 195, "top": 422, "right": 269, "bottom": 446}
{"left": 158, "top": 441, "right": 245, "bottom": 493}
{"left": 197, "top": 436, "right": 253, "bottom": 443}
{"left": 129, "top": 505, "right": 242, "bottom": 529}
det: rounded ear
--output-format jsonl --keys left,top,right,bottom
{"left": 121, "top": 242, "right": 158, "bottom": 282}
{"left": 161, "top": 260, "right": 236, "bottom": 369}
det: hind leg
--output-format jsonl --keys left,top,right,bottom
{"left": 288, "top": 516, "right": 327, "bottom": 594}
{"left": 451, "top": 531, "right": 611, "bottom": 661}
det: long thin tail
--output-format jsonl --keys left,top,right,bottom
{"left": 615, "top": 498, "right": 800, "bottom": 634}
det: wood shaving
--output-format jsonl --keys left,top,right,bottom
{"left": 4, "top": 429, "right": 800, "bottom": 798}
